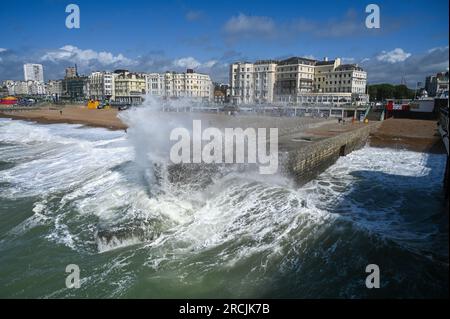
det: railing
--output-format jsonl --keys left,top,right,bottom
{"left": 363, "top": 104, "right": 371, "bottom": 120}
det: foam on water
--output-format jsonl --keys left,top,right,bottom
{"left": 0, "top": 115, "right": 447, "bottom": 298}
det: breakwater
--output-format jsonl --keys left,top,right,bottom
{"left": 286, "top": 122, "right": 382, "bottom": 185}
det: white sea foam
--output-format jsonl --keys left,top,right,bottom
{"left": 0, "top": 115, "right": 446, "bottom": 261}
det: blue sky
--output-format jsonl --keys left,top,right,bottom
{"left": 0, "top": 0, "right": 448, "bottom": 86}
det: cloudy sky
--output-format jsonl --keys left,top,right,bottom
{"left": 0, "top": 0, "right": 448, "bottom": 86}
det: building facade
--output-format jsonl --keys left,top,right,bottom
{"left": 425, "top": 71, "right": 449, "bottom": 97}
{"left": 145, "top": 69, "right": 213, "bottom": 101}
{"left": 146, "top": 73, "right": 165, "bottom": 96}
{"left": 113, "top": 70, "right": 146, "bottom": 104}
{"left": 65, "top": 66, "right": 78, "bottom": 79}
{"left": 253, "top": 61, "right": 277, "bottom": 104}
{"left": 26, "top": 80, "right": 46, "bottom": 95}
{"left": 230, "top": 56, "right": 368, "bottom": 106}
{"left": 88, "top": 71, "right": 116, "bottom": 101}
{"left": 62, "top": 76, "right": 89, "bottom": 100}
{"left": 275, "top": 57, "right": 316, "bottom": 98}
{"left": 0, "top": 85, "right": 8, "bottom": 98}
{"left": 24, "top": 63, "right": 44, "bottom": 83}
{"left": 213, "top": 83, "right": 230, "bottom": 104}
{"left": 230, "top": 62, "right": 255, "bottom": 104}
{"left": 3, "top": 80, "right": 46, "bottom": 96}
{"left": 46, "top": 80, "right": 63, "bottom": 97}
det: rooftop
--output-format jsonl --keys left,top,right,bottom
{"left": 278, "top": 57, "right": 317, "bottom": 65}
{"left": 335, "top": 64, "right": 364, "bottom": 71}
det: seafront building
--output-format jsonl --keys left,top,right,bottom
{"left": 88, "top": 71, "right": 116, "bottom": 101}
{"left": 3, "top": 80, "right": 46, "bottom": 96}
{"left": 113, "top": 70, "right": 147, "bottom": 104}
{"left": 213, "top": 83, "right": 230, "bottom": 104}
{"left": 1, "top": 64, "right": 46, "bottom": 96}
{"left": 146, "top": 73, "right": 165, "bottom": 96}
{"left": 229, "top": 60, "right": 278, "bottom": 104}
{"left": 62, "top": 76, "right": 89, "bottom": 100}
{"left": 145, "top": 69, "right": 214, "bottom": 101}
{"left": 0, "top": 85, "right": 8, "bottom": 97}
{"left": 46, "top": 80, "right": 63, "bottom": 97}
{"left": 425, "top": 71, "right": 449, "bottom": 97}
{"left": 230, "top": 57, "right": 369, "bottom": 105}
{"left": 58, "top": 65, "right": 89, "bottom": 100}
{"left": 23, "top": 63, "right": 44, "bottom": 83}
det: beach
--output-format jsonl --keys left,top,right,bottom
{"left": 0, "top": 105, "right": 127, "bottom": 130}
{"left": 0, "top": 105, "right": 445, "bottom": 154}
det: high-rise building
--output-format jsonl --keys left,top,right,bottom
{"left": 23, "top": 63, "right": 44, "bottom": 83}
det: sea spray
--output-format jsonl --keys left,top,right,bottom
{"left": 0, "top": 118, "right": 447, "bottom": 298}
{"left": 118, "top": 96, "right": 198, "bottom": 195}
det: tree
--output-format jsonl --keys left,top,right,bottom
{"left": 367, "top": 83, "right": 415, "bottom": 101}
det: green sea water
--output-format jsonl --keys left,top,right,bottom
{"left": 0, "top": 118, "right": 448, "bottom": 298}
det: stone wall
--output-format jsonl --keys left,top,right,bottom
{"left": 286, "top": 122, "right": 382, "bottom": 185}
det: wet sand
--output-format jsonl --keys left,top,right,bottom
{"left": 369, "top": 118, "right": 445, "bottom": 154}
{"left": 1, "top": 106, "right": 445, "bottom": 154}
{"left": 0, "top": 104, "right": 332, "bottom": 135}
{"left": 0, "top": 105, "right": 127, "bottom": 130}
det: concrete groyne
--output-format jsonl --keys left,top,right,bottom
{"left": 286, "top": 122, "right": 382, "bottom": 185}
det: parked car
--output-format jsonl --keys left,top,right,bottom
{"left": 118, "top": 104, "right": 131, "bottom": 111}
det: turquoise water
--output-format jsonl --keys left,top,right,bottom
{"left": 0, "top": 118, "right": 448, "bottom": 298}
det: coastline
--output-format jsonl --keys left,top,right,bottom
{"left": 0, "top": 106, "right": 127, "bottom": 131}
{"left": 0, "top": 106, "right": 445, "bottom": 154}
{"left": 369, "top": 118, "right": 446, "bottom": 154}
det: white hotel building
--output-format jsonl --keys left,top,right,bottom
{"left": 230, "top": 60, "right": 278, "bottom": 104}
{"left": 230, "top": 57, "right": 368, "bottom": 106}
{"left": 88, "top": 71, "right": 116, "bottom": 101}
{"left": 146, "top": 69, "right": 213, "bottom": 101}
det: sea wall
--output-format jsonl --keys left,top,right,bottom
{"left": 286, "top": 122, "right": 382, "bottom": 185}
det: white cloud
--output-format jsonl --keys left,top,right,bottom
{"left": 202, "top": 60, "right": 218, "bottom": 68}
{"left": 41, "top": 45, "right": 135, "bottom": 66}
{"left": 224, "top": 13, "right": 275, "bottom": 37}
{"left": 428, "top": 45, "right": 449, "bottom": 53}
{"left": 303, "top": 54, "right": 316, "bottom": 60}
{"left": 223, "top": 9, "right": 379, "bottom": 43}
{"left": 376, "top": 48, "right": 411, "bottom": 63}
{"left": 362, "top": 46, "right": 449, "bottom": 86}
{"left": 0, "top": 48, "right": 6, "bottom": 53}
{"left": 173, "top": 57, "right": 201, "bottom": 69}
{"left": 172, "top": 57, "right": 218, "bottom": 70}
